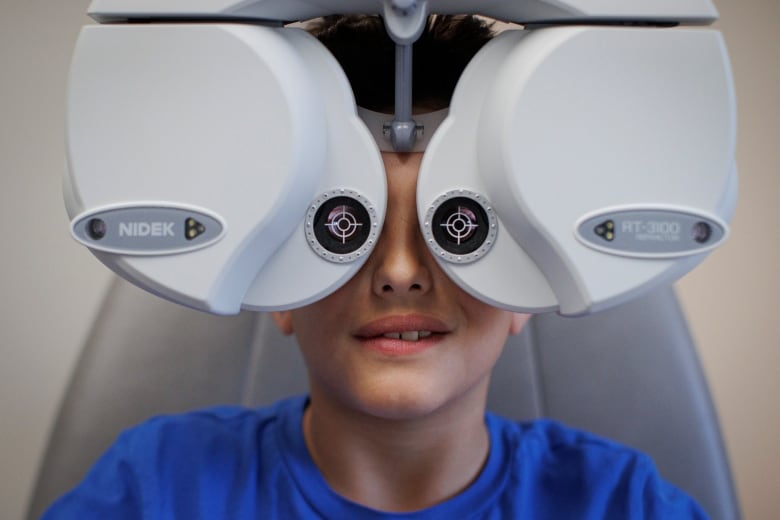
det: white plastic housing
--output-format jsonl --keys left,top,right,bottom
{"left": 241, "top": 29, "right": 386, "bottom": 311}
{"left": 418, "top": 26, "right": 737, "bottom": 316}
{"left": 87, "top": 0, "right": 718, "bottom": 25}
{"left": 66, "top": 24, "right": 385, "bottom": 314}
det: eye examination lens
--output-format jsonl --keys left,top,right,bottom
{"left": 313, "top": 196, "right": 371, "bottom": 254}
{"left": 432, "top": 197, "right": 490, "bottom": 255}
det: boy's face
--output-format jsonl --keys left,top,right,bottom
{"left": 273, "top": 152, "right": 529, "bottom": 420}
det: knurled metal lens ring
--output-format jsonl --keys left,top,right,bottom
{"left": 423, "top": 190, "right": 498, "bottom": 264}
{"left": 306, "top": 189, "right": 380, "bottom": 264}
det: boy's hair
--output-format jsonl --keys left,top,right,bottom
{"left": 309, "top": 15, "right": 494, "bottom": 111}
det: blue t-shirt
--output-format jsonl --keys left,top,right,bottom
{"left": 43, "top": 395, "right": 706, "bottom": 519}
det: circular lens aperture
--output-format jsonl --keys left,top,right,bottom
{"left": 324, "top": 205, "right": 363, "bottom": 244}
{"left": 306, "top": 190, "right": 379, "bottom": 263}
{"left": 424, "top": 191, "right": 497, "bottom": 264}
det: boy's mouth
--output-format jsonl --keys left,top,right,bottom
{"left": 354, "top": 314, "right": 451, "bottom": 341}
{"left": 355, "top": 315, "right": 451, "bottom": 351}
{"left": 381, "top": 331, "right": 433, "bottom": 341}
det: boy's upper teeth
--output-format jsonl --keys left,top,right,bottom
{"left": 383, "top": 331, "right": 433, "bottom": 341}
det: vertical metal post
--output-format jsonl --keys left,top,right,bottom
{"left": 386, "top": 43, "right": 417, "bottom": 151}
{"left": 395, "top": 44, "right": 413, "bottom": 123}
{"left": 382, "top": 0, "right": 428, "bottom": 152}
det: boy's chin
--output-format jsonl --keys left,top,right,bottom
{"left": 356, "top": 393, "right": 447, "bottom": 422}
{"left": 343, "top": 374, "right": 486, "bottom": 422}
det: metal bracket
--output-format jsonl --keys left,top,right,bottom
{"left": 381, "top": 0, "right": 429, "bottom": 152}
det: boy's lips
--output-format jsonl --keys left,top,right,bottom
{"left": 354, "top": 315, "right": 452, "bottom": 339}
{"left": 354, "top": 315, "right": 452, "bottom": 356}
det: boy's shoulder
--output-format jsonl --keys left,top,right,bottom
{"left": 498, "top": 415, "right": 652, "bottom": 463}
{"left": 488, "top": 414, "right": 707, "bottom": 518}
{"left": 117, "top": 395, "right": 304, "bottom": 448}
{"left": 491, "top": 413, "right": 662, "bottom": 487}
{"left": 96, "top": 396, "right": 305, "bottom": 481}
{"left": 42, "top": 398, "right": 307, "bottom": 519}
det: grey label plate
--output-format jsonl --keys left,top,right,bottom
{"left": 576, "top": 208, "right": 727, "bottom": 258}
{"left": 72, "top": 205, "right": 225, "bottom": 255}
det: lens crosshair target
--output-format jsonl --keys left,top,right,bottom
{"left": 325, "top": 205, "right": 363, "bottom": 244}
{"left": 441, "top": 206, "right": 479, "bottom": 244}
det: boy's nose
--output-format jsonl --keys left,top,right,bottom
{"left": 370, "top": 153, "right": 433, "bottom": 300}
{"left": 371, "top": 221, "right": 433, "bottom": 299}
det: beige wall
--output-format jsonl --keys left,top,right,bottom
{"left": 0, "top": 2, "right": 109, "bottom": 520}
{"left": 676, "top": 1, "right": 780, "bottom": 518}
{"left": 0, "top": 1, "right": 776, "bottom": 519}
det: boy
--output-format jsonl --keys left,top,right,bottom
{"left": 44, "top": 15, "right": 706, "bottom": 519}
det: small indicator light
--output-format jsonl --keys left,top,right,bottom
{"left": 185, "top": 218, "right": 206, "bottom": 241}
{"left": 594, "top": 220, "right": 615, "bottom": 242}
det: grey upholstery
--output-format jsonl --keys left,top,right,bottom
{"left": 28, "top": 278, "right": 740, "bottom": 519}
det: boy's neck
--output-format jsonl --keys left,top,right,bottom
{"left": 302, "top": 382, "right": 491, "bottom": 513}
